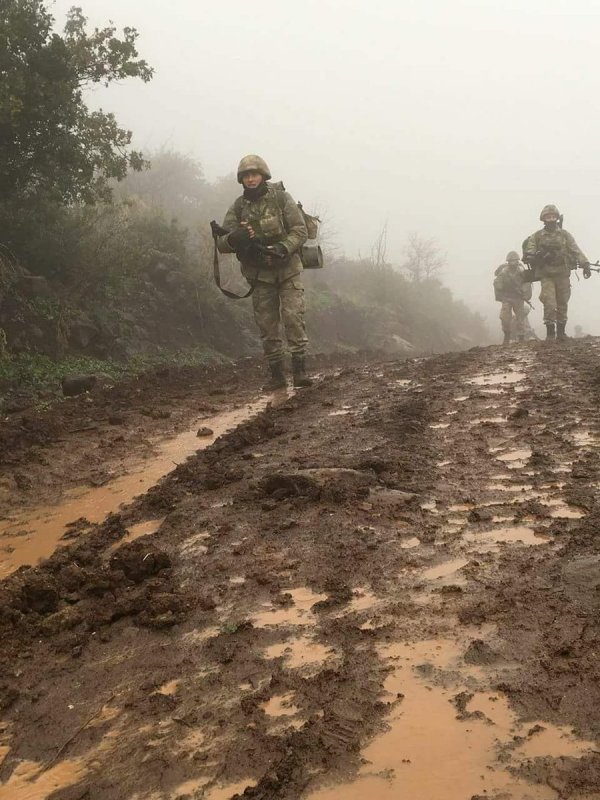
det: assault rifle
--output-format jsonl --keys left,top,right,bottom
{"left": 583, "top": 261, "right": 600, "bottom": 273}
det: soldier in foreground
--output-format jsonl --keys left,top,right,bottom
{"left": 523, "top": 205, "right": 591, "bottom": 340}
{"left": 493, "top": 251, "right": 531, "bottom": 344}
{"left": 217, "top": 155, "right": 311, "bottom": 390}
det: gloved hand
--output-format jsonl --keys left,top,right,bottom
{"left": 582, "top": 262, "right": 592, "bottom": 279}
{"left": 265, "top": 243, "right": 288, "bottom": 260}
{"left": 227, "top": 226, "right": 253, "bottom": 251}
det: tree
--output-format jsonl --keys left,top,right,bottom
{"left": 402, "top": 232, "right": 445, "bottom": 282}
{"left": 0, "top": 1, "right": 153, "bottom": 208}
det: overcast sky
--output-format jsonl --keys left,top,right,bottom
{"left": 52, "top": 0, "right": 600, "bottom": 335}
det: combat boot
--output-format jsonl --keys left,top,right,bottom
{"left": 291, "top": 354, "right": 313, "bottom": 388}
{"left": 556, "top": 322, "right": 568, "bottom": 340}
{"left": 264, "top": 360, "right": 286, "bottom": 391}
{"left": 545, "top": 323, "right": 556, "bottom": 341}
{"left": 502, "top": 331, "right": 511, "bottom": 345}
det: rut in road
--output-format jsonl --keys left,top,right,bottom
{"left": 0, "top": 341, "right": 599, "bottom": 800}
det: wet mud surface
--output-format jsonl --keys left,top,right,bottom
{"left": 1, "top": 341, "right": 600, "bottom": 799}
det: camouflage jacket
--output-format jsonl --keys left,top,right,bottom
{"left": 217, "top": 185, "right": 307, "bottom": 284}
{"left": 523, "top": 228, "right": 588, "bottom": 277}
{"left": 493, "top": 263, "right": 532, "bottom": 302}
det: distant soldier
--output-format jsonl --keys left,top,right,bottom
{"left": 217, "top": 155, "right": 311, "bottom": 390}
{"left": 523, "top": 205, "right": 591, "bottom": 340}
{"left": 493, "top": 251, "right": 531, "bottom": 344}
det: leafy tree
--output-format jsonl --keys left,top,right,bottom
{"left": 0, "top": 1, "right": 152, "bottom": 208}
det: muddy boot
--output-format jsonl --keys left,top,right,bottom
{"left": 545, "top": 323, "right": 556, "bottom": 341}
{"left": 502, "top": 331, "right": 511, "bottom": 345}
{"left": 264, "top": 360, "right": 286, "bottom": 391}
{"left": 556, "top": 322, "right": 568, "bottom": 340}
{"left": 292, "top": 355, "right": 313, "bottom": 388}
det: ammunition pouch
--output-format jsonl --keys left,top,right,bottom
{"left": 300, "top": 242, "right": 324, "bottom": 269}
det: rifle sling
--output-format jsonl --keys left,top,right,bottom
{"left": 212, "top": 236, "right": 254, "bottom": 300}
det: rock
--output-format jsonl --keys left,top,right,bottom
{"left": 61, "top": 374, "right": 97, "bottom": 397}
{"left": 197, "top": 426, "right": 214, "bottom": 437}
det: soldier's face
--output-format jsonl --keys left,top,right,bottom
{"left": 241, "top": 171, "right": 264, "bottom": 189}
{"left": 543, "top": 214, "right": 558, "bottom": 226}
{"left": 508, "top": 259, "right": 519, "bottom": 267}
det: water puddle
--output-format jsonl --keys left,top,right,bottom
{"left": 264, "top": 637, "right": 332, "bottom": 671}
{"left": 423, "top": 558, "right": 469, "bottom": 581}
{"left": 252, "top": 587, "right": 327, "bottom": 627}
{"left": 436, "top": 460, "right": 452, "bottom": 467}
{"left": 306, "top": 637, "right": 576, "bottom": 800}
{"left": 0, "top": 399, "right": 269, "bottom": 578}
{"left": 400, "top": 537, "right": 420, "bottom": 549}
{"left": 155, "top": 680, "right": 180, "bottom": 697}
{"left": 549, "top": 506, "right": 585, "bottom": 519}
{"left": 463, "top": 525, "right": 548, "bottom": 549}
{"left": 468, "top": 370, "right": 525, "bottom": 386}
{"left": 454, "top": 396, "right": 469, "bottom": 402}
{"left": 429, "top": 423, "right": 450, "bottom": 430}
{"left": 420, "top": 500, "right": 437, "bottom": 512}
{"left": 109, "top": 518, "right": 165, "bottom": 552}
{"left": 496, "top": 447, "right": 532, "bottom": 462}
{"left": 572, "top": 430, "right": 597, "bottom": 447}
{"left": 469, "top": 417, "right": 506, "bottom": 425}
{"left": 346, "top": 588, "right": 378, "bottom": 612}
{"left": 262, "top": 692, "right": 300, "bottom": 717}
{"left": 329, "top": 406, "right": 353, "bottom": 417}
{"left": 448, "top": 503, "right": 474, "bottom": 513}
{"left": 0, "top": 757, "right": 88, "bottom": 800}
{"left": 468, "top": 692, "right": 595, "bottom": 758}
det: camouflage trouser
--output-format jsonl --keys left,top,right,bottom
{"left": 539, "top": 274, "right": 571, "bottom": 324}
{"left": 251, "top": 277, "right": 308, "bottom": 363}
{"left": 499, "top": 299, "right": 525, "bottom": 336}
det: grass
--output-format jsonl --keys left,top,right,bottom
{"left": 0, "top": 346, "right": 227, "bottom": 411}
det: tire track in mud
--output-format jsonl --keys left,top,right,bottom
{"left": 0, "top": 344, "right": 599, "bottom": 800}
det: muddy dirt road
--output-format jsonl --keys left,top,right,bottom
{"left": 1, "top": 341, "right": 600, "bottom": 800}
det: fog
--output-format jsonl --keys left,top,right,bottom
{"left": 52, "top": 0, "right": 600, "bottom": 335}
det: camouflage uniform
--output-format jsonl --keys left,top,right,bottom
{"left": 218, "top": 179, "right": 308, "bottom": 365}
{"left": 524, "top": 223, "right": 588, "bottom": 326}
{"left": 494, "top": 259, "right": 529, "bottom": 340}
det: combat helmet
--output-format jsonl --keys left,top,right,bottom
{"left": 237, "top": 155, "right": 271, "bottom": 183}
{"left": 506, "top": 251, "right": 520, "bottom": 262}
{"left": 539, "top": 204, "right": 560, "bottom": 221}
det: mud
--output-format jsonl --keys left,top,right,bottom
{"left": 1, "top": 341, "right": 600, "bottom": 799}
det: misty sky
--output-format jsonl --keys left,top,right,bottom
{"left": 51, "top": 0, "right": 600, "bottom": 335}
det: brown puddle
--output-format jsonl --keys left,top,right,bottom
{"left": 463, "top": 525, "right": 548, "bottom": 549}
{"left": 264, "top": 637, "right": 332, "bottom": 670}
{"left": 0, "top": 399, "right": 269, "bottom": 578}
{"left": 306, "top": 638, "right": 591, "bottom": 800}
{"left": 423, "top": 558, "right": 469, "bottom": 581}
{"left": 252, "top": 587, "right": 327, "bottom": 627}
{"left": 0, "top": 757, "right": 88, "bottom": 800}
{"left": 496, "top": 447, "right": 532, "bottom": 462}
{"left": 468, "top": 369, "right": 525, "bottom": 386}
{"left": 261, "top": 692, "right": 300, "bottom": 717}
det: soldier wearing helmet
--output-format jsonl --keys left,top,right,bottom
{"left": 217, "top": 155, "right": 311, "bottom": 390}
{"left": 493, "top": 251, "right": 531, "bottom": 344}
{"left": 523, "top": 205, "right": 591, "bottom": 340}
